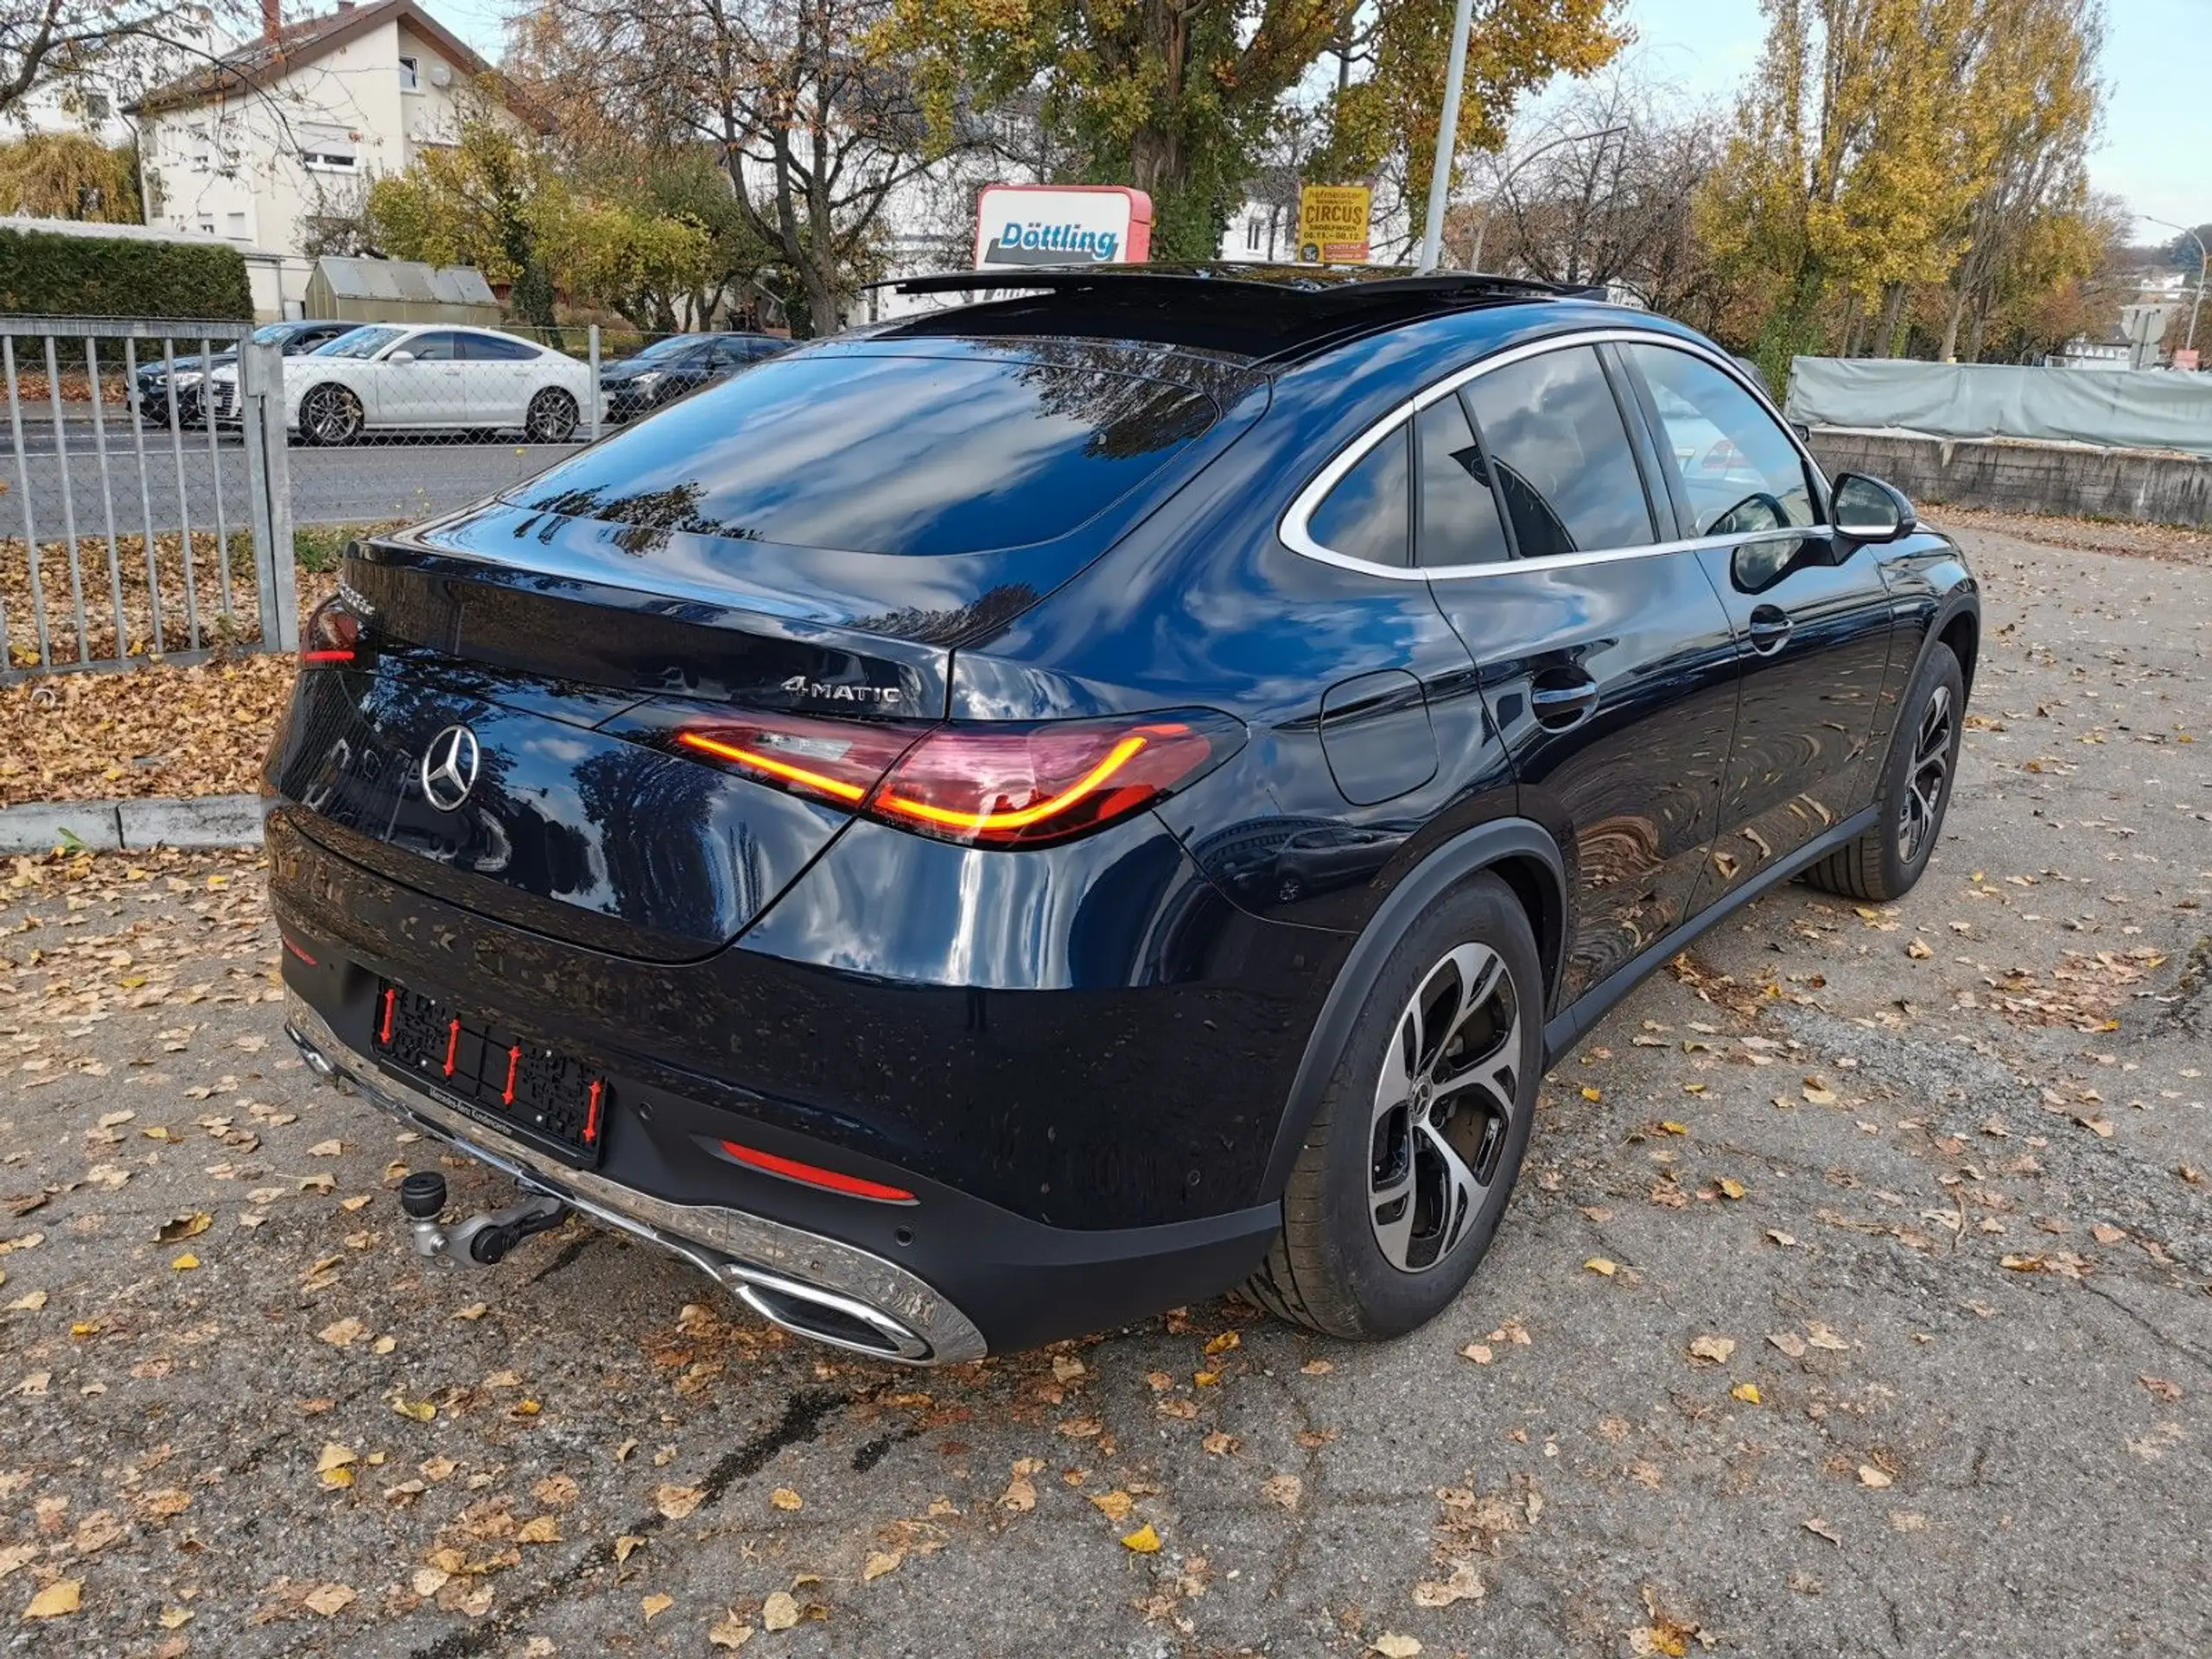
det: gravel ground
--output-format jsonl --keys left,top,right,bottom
{"left": 0, "top": 520, "right": 2206, "bottom": 1658}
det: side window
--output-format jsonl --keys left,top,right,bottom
{"left": 401, "top": 332, "right": 457, "bottom": 362}
{"left": 1627, "top": 343, "right": 1815, "bottom": 536}
{"left": 1306, "top": 426, "right": 1409, "bottom": 566}
{"left": 462, "top": 334, "right": 541, "bottom": 361}
{"left": 1414, "top": 394, "right": 1510, "bottom": 567}
{"left": 1459, "top": 346, "right": 1656, "bottom": 561}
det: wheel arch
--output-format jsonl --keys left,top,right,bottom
{"left": 1256, "top": 818, "right": 1566, "bottom": 1201}
{"left": 1936, "top": 606, "right": 1979, "bottom": 696}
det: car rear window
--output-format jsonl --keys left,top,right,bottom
{"left": 511, "top": 351, "right": 1219, "bottom": 556}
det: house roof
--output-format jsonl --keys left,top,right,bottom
{"left": 312, "top": 254, "right": 495, "bottom": 305}
{"left": 125, "top": 0, "right": 550, "bottom": 130}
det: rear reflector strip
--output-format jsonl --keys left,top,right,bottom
{"left": 282, "top": 937, "right": 318, "bottom": 966}
{"left": 299, "top": 649, "right": 354, "bottom": 664}
{"left": 716, "top": 1139, "right": 916, "bottom": 1203}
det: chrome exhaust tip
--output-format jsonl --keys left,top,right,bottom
{"left": 715, "top": 1264, "right": 934, "bottom": 1363}
{"left": 286, "top": 1023, "right": 337, "bottom": 1078}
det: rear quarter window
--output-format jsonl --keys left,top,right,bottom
{"left": 512, "top": 351, "right": 1219, "bottom": 556}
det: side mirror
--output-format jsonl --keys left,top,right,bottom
{"left": 1832, "top": 473, "right": 1917, "bottom": 542}
{"left": 385, "top": 349, "right": 415, "bottom": 365}
{"left": 1789, "top": 420, "right": 1813, "bottom": 444}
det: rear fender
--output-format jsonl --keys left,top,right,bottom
{"left": 1256, "top": 818, "right": 1566, "bottom": 1200}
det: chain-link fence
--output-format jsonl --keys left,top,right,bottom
{"left": 226, "top": 321, "right": 789, "bottom": 529}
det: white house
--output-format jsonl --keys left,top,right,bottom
{"left": 125, "top": 0, "right": 540, "bottom": 315}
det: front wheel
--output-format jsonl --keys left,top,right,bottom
{"left": 525, "top": 388, "right": 579, "bottom": 444}
{"left": 1244, "top": 873, "right": 1541, "bottom": 1340}
{"left": 1803, "top": 643, "right": 1965, "bottom": 902}
{"left": 297, "top": 384, "right": 363, "bottom": 446}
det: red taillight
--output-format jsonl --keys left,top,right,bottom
{"left": 871, "top": 719, "right": 1226, "bottom": 848}
{"left": 675, "top": 714, "right": 922, "bottom": 808}
{"left": 301, "top": 599, "right": 359, "bottom": 665}
{"left": 716, "top": 1139, "right": 915, "bottom": 1203}
{"left": 674, "top": 710, "right": 1240, "bottom": 849}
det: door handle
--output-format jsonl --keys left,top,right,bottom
{"left": 1746, "top": 606, "right": 1793, "bottom": 656}
{"left": 1529, "top": 673, "right": 1599, "bottom": 729}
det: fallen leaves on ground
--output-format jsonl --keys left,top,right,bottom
{"left": 654, "top": 1484, "right": 703, "bottom": 1521}
{"left": 23, "top": 1578, "right": 80, "bottom": 1618}
{"left": 1413, "top": 1561, "right": 1484, "bottom": 1607}
{"left": 0, "top": 556, "right": 341, "bottom": 805}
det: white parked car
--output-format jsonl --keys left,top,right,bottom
{"left": 207, "top": 324, "right": 600, "bottom": 446}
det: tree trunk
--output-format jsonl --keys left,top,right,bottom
{"left": 1939, "top": 283, "right": 1967, "bottom": 362}
{"left": 1838, "top": 289, "right": 1862, "bottom": 357}
{"left": 1876, "top": 282, "right": 1907, "bottom": 358}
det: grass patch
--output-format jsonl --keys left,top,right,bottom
{"left": 293, "top": 521, "right": 401, "bottom": 574}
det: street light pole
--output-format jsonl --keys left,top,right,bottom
{"left": 2139, "top": 214, "right": 2205, "bottom": 357}
{"left": 1416, "top": 0, "right": 1479, "bottom": 274}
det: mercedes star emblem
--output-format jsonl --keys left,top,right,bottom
{"left": 420, "top": 724, "right": 480, "bottom": 812}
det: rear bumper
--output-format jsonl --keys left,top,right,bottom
{"left": 280, "top": 964, "right": 1281, "bottom": 1359}
{"left": 285, "top": 990, "right": 988, "bottom": 1363}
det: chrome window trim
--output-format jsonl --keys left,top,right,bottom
{"left": 1279, "top": 326, "right": 1828, "bottom": 582}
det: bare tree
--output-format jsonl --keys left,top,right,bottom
{"left": 1, "top": 0, "right": 234, "bottom": 124}
{"left": 1459, "top": 72, "right": 1732, "bottom": 327}
{"left": 531, "top": 0, "right": 947, "bottom": 335}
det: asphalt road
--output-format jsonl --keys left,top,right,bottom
{"left": 0, "top": 519, "right": 2206, "bottom": 1656}
{"left": 4, "top": 422, "right": 584, "bottom": 537}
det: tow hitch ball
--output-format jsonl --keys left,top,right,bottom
{"left": 400, "top": 1171, "right": 568, "bottom": 1267}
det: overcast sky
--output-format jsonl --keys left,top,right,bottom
{"left": 432, "top": 0, "right": 2206, "bottom": 238}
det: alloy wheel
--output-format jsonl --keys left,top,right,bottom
{"left": 528, "top": 391, "right": 578, "bottom": 444}
{"left": 1368, "top": 942, "right": 1521, "bottom": 1274}
{"left": 303, "top": 385, "right": 359, "bottom": 444}
{"left": 1897, "top": 682, "right": 1954, "bottom": 865}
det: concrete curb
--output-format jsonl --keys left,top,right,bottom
{"left": 0, "top": 793, "right": 264, "bottom": 854}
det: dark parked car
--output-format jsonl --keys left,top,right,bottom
{"left": 135, "top": 319, "right": 359, "bottom": 427}
{"left": 599, "top": 331, "right": 791, "bottom": 420}
{"left": 267, "top": 267, "right": 1976, "bottom": 1363}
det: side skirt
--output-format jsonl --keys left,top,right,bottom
{"left": 1541, "top": 805, "right": 1880, "bottom": 1068}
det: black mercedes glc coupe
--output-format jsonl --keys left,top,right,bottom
{"left": 270, "top": 267, "right": 1977, "bottom": 1363}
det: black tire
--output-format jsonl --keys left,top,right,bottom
{"left": 298, "top": 384, "right": 363, "bottom": 447}
{"left": 525, "top": 388, "right": 579, "bottom": 444}
{"left": 1244, "top": 873, "right": 1542, "bottom": 1340}
{"left": 1803, "top": 644, "right": 1965, "bottom": 902}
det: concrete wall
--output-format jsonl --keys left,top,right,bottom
{"left": 1809, "top": 429, "right": 2212, "bottom": 527}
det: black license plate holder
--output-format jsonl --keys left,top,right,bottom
{"left": 372, "top": 981, "right": 608, "bottom": 1168}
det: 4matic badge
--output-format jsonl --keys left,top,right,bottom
{"left": 780, "top": 675, "right": 902, "bottom": 705}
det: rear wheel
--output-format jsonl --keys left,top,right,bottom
{"left": 1804, "top": 644, "right": 1964, "bottom": 902}
{"left": 298, "top": 384, "right": 363, "bottom": 446}
{"left": 525, "top": 388, "right": 579, "bottom": 444}
{"left": 1245, "top": 874, "right": 1541, "bottom": 1340}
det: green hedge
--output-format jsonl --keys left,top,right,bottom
{"left": 0, "top": 226, "right": 251, "bottom": 321}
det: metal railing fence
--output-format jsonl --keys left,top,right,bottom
{"left": 3, "top": 316, "right": 296, "bottom": 680}
{"left": 3, "top": 316, "right": 795, "bottom": 680}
